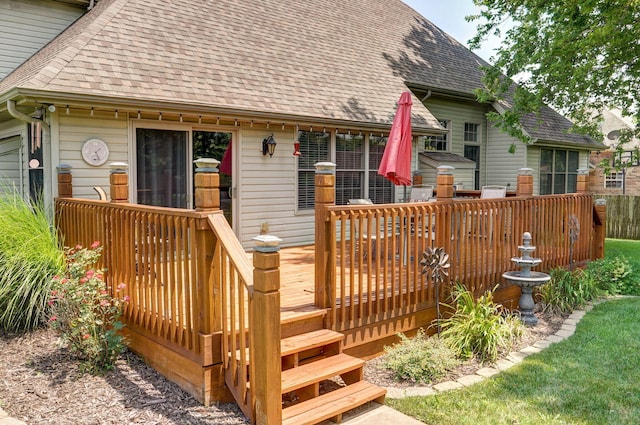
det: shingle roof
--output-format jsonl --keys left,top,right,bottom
{"left": 0, "top": 0, "right": 445, "bottom": 130}
{"left": 0, "top": 0, "right": 601, "bottom": 147}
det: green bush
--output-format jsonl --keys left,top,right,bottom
{"left": 537, "top": 267, "right": 601, "bottom": 314}
{"left": 440, "top": 283, "right": 524, "bottom": 363}
{"left": 49, "top": 243, "right": 128, "bottom": 374}
{"left": 0, "top": 189, "right": 64, "bottom": 332}
{"left": 586, "top": 257, "right": 638, "bottom": 295}
{"left": 383, "top": 329, "right": 460, "bottom": 383}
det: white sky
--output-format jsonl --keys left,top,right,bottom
{"left": 400, "top": 0, "right": 502, "bottom": 63}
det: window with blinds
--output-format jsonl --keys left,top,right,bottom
{"left": 335, "top": 132, "right": 364, "bottom": 205}
{"left": 297, "top": 130, "right": 330, "bottom": 210}
{"left": 368, "top": 134, "right": 394, "bottom": 203}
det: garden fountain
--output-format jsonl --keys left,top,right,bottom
{"left": 503, "top": 232, "right": 551, "bottom": 326}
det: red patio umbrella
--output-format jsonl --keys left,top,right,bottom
{"left": 377, "top": 91, "right": 413, "bottom": 187}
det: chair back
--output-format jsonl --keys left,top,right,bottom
{"left": 480, "top": 185, "right": 507, "bottom": 199}
{"left": 409, "top": 185, "right": 434, "bottom": 202}
{"left": 348, "top": 198, "right": 374, "bottom": 205}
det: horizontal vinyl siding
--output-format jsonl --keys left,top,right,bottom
{"left": 421, "top": 99, "right": 486, "bottom": 185}
{"left": 57, "top": 110, "right": 128, "bottom": 199}
{"left": 237, "top": 125, "right": 311, "bottom": 247}
{"left": 486, "top": 123, "right": 526, "bottom": 189}
{"left": 0, "top": 0, "right": 85, "bottom": 79}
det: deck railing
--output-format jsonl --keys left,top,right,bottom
{"left": 55, "top": 198, "right": 215, "bottom": 362}
{"left": 320, "top": 193, "right": 597, "bottom": 333}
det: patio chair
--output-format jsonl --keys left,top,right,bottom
{"left": 93, "top": 186, "right": 108, "bottom": 201}
{"left": 480, "top": 185, "right": 507, "bottom": 199}
{"left": 409, "top": 185, "right": 434, "bottom": 202}
{"left": 348, "top": 199, "right": 398, "bottom": 260}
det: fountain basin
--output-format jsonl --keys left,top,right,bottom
{"left": 502, "top": 271, "right": 551, "bottom": 288}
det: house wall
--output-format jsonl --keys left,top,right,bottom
{"left": 0, "top": 119, "right": 27, "bottom": 195}
{"left": 486, "top": 123, "right": 525, "bottom": 190}
{"left": 589, "top": 150, "right": 640, "bottom": 195}
{"left": 0, "top": 0, "right": 86, "bottom": 79}
{"left": 421, "top": 98, "right": 487, "bottom": 187}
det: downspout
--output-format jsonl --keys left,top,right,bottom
{"left": 7, "top": 100, "right": 53, "bottom": 205}
{"left": 88, "top": 0, "right": 95, "bottom": 10}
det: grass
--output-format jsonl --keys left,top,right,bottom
{"left": 388, "top": 297, "right": 640, "bottom": 425}
{"left": 606, "top": 239, "right": 640, "bottom": 270}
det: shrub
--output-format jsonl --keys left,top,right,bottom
{"left": 536, "top": 267, "right": 601, "bottom": 314}
{"left": 383, "top": 328, "right": 459, "bottom": 383}
{"left": 49, "top": 243, "right": 128, "bottom": 374}
{"left": 440, "top": 283, "right": 524, "bottom": 363}
{"left": 0, "top": 189, "right": 64, "bottom": 332}
{"left": 586, "top": 257, "right": 638, "bottom": 296}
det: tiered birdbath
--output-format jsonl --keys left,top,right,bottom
{"left": 502, "top": 232, "right": 551, "bottom": 326}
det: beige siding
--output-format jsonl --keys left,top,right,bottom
{"left": 0, "top": 0, "right": 85, "bottom": 79}
{"left": 421, "top": 99, "right": 486, "bottom": 187}
{"left": 57, "top": 110, "right": 129, "bottom": 199}
{"left": 486, "top": 123, "right": 526, "bottom": 189}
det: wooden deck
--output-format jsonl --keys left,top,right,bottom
{"left": 278, "top": 245, "right": 316, "bottom": 310}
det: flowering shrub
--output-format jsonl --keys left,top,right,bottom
{"left": 49, "top": 242, "right": 128, "bottom": 374}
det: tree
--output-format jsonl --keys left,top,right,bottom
{"left": 468, "top": 0, "right": 640, "bottom": 157}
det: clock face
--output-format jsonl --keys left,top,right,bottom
{"left": 81, "top": 138, "right": 109, "bottom": 166}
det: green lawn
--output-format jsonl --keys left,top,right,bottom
{"left": 606, "top": 239, "right": 640, "bottom": 269}
{"left": 388, "top": 297, "right": 640, "bottom": 425}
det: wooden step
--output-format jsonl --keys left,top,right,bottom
{"left": 281, "top": 307, "right": 327, "bottom": 338}
{"left": 281, "top": 328, "right": 343, "bottom": 357}
{"left": 282, "top": 381, "right": 386, "bottom": 425}
{"left": 281, "top": 353, "right": 364, "bottom": 394}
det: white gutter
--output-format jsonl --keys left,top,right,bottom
{"left": 6, "top": 100, "right": 53, "bottom": 205}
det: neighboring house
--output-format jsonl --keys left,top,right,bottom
{"left": 589, "top": 108, "right": 640, "bottom": 195}
{"left": 0, "top": 0, "right": 604, "bottom": 248}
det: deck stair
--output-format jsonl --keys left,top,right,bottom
{"left": 233, "top": 308, "right": 387, "bottom": 424}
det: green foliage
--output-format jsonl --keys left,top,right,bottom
{"left": 383, "top": 329, "right": 460, "bottom": 383}
{"left": 0, "top": 189, "right": 64, "bottom": 332}
{"left": 586, "top": 257, "right": 638, "bottom": 295}
{"left": 49, "top": 243, "right": 128, "bottom": 374}
{"left": 439, "top": 283, "right": 523, "bottom": 363}
{"left": 388, "top": 298, "right": 640, "bottom": 425}
{"left": 468, "top": 0, "right": 640, "bottom": 151}
{"left": 536, "top": 267, "right": 601, "bottom": 314}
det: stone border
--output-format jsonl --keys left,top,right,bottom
{"left": 384, "top": 306, "right": 592, "bottom": 399}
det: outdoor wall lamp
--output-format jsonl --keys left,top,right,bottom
{"left": 262, "top": 135, "right": 277, "bottom": 157}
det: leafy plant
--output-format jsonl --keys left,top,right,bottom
{"left": 0, "top": 189, "right": 64, "bottom": 332}
{"left": 49, "top": 243, "right": 128, "bottom": 374}
{"left": 586, "top": 257, "right": 638, "bottom": 296}
{"left": 440, "top": 283, "right": 523, "bottom": 363}
{"left": 383, "top": 329, "right": 459, "bottom": 383}
{"left": 536, "top": 267, "right": 601, "bottom": 314}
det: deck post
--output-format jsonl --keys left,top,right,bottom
{"left": 194, "top": 158, "right": 221, "bottom": 211}
{"left": 577, "top": 168, "right": 589, "bottom": 193}
{"left": 252, "top": 238, "right": 282, "bottom": 425}
{"left": 593, "top": 198, "right": 606, "bottom": 259}
{"left": 516, "top": 167, "right": 534, "bottom": 197}
{"left": 435, "top": 166, "right": 454, "bottom": 251}
{"left": 56, "top": 164, "right": 73, "bottom": 198}
{"left": 109, "top": 162, "right": 129, "bottom": 203}
{"left": 314, "top": 162, "right": 336, "bottom": 310}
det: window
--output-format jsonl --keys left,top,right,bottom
{"left": 605, "top": 171, "right": 624, "bottom": 188}
{"left": 464, "top": 145, "right": 480, "bottom": 190}
{"left": 297, "top": 130, "right": 330, "bottom": 210}
{"left": 464, "top": 123, "right": 480, "bottom": 142}
{"left": 27, "top": 122, "right": 43, "bottom": 201}
{"left": 423, "top": 120, "right": 449, "bottom": 151}
{"left": 540, "top": 149, "right": 579, "bottom": 194}
{"left": 368, "top": 135, "right": 394, "bottom": 204}
{"left": 335, "top": 132, "right": 365, "bottom": 206}
{"left": 296, "top": 130, "right": 394, "bottom": 209}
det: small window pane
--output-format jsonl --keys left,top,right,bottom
{"left": 297, "top": 131, "right": 330, "bottom": 210}
{"left": 568, "top": 151, "right": 579, "bottom": 172}
{"left": 464, "top": 123, "right": 479, "bottom": 142}
{"left": 554, "top": 150, "right": 566, "bottom": 172}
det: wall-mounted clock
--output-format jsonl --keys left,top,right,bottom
{"left": 81, "top": 138, "right": 109, "bottom": 166}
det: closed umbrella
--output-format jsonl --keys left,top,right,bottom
{"left": 377, "top": 91, "right": 413, "bottom": 187}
